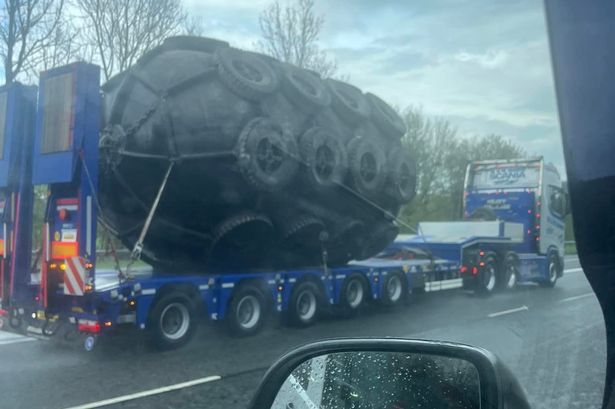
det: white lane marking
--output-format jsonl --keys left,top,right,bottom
{"left": 63, "top": 375, "right": 222, "bottom": 409}
{"left": 564, "top": 267, "right": 583, "bottom": 274}
{"left": 487, "top": 305, "right": 528, "bottom": 318}
{"left": 559, "top": 292, "right": 595, "bottom": 303}
{"left": 0, "top": 331, "right": 37, "bottom": 346}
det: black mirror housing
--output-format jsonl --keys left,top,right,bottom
{"left": 249, "top": 338, "right": 530, "bottom": 409}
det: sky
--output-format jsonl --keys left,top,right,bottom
{"left": 186, "top": 0, "right": 563, "bottom": 172}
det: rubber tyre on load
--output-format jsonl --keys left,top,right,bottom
{"left": 500, "top": 252, "right": 519, "bottom": 290}
{"left": 365, "top": 92, "right": 406, "bottom": 139}
{"left": 299, "top": 127, "right": 348, "bottom": 189}
{"left": 347, "top": 137, "right": 387, "bottom": 198}
{"left": 288, "top": 281, "right": 323, "bottom": 327}
{"left": 540, "top": 253, "right": 559, "bottom": 288}
{"left": 476, "top": 255, "right": 498, "bottom": 295}
{"left": 327, "top": 79, "right": 370, "bottom": 123}
{"left": 339, "top": 273, "right": 368, "bottom": 316}
{"left": 226, "top": 284, "right": 268, "bottom": 337}
{"left": 148, "top": 292, "right": 198, "bottom": 350}
{"left": 358, "top": 222, "right": 400, "bottom": 260}
{"left": 386, "top": 149, "right": 417, "bottom": 203}
{"left": 381, "top": 272, "right": 407, "bottom": 306}
{"left": 216, "top": 47, "right": 278, "bottom": 100}
{"left": 236, "top": 117, "right": 298, "bottom": 191}
{"left": 282, "top": 65, "right": 331, "bottom": 112}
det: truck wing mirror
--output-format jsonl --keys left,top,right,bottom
{"left": 248, "top": 338, "right": 530, "bottom": 409}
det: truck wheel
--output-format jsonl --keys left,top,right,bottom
{"left": 385, "top": 149, "right": 417, "bottom": 203}
{"left": 227, "top": 285, "right": 268, "bottom": 337}
{"left": 381, "top": 272, "right": 406, "bottom": 306}
{"left": 339, "top": 274, "right": 367, "bottom": 315}
{"left": 365, "top": 92, "right": 406, "bottom": 139}
{"left": 501, "top": 253, "right": 519, "bottom": 290}
{"left": 282, "top": 65, "right": 331, "bottom": 112}
{"left": 149, "top": 292, "right": 197, "bottom": 350}
{"left": 541, "top": 254, "right": 559, "bottom": 288}
{"left": 288, "top": 281, "right": 322, "bottom": 327}
{"left": 299, "top": 127, "right": 347, "bottom": 189}
{"left": 236, "top": 117, "right": 298, "bottom": 191}
{"left": 477, "top": 256, "right": 498, "bottom": 295}
{"left": 347, "top": 136, "right": 387, "bottom": 198}
{"left": 326, "top": 79, "right": 370, "bottom": 123}
{"left": 216, "top": 47, "right": 278, "bottom": 100}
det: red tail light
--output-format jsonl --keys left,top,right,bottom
{"left": 78, "top": 320, "right": 101, "bottom": 333}
{"left": 471, "top": 267, "right": 479, "bottom": 275}
{"left": 460, "top": 266, "right": 468, "bottom": 273}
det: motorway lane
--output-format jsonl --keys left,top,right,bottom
{"left": 0, "top": 256, "right": 605, "bottom": 409}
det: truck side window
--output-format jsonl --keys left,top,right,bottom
{"left": 548, "top": 185, "right": 566, "bottom": 218}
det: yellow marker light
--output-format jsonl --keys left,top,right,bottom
{"left": 49, "top": 263, "right": 57, "bottom": 269}
{"left": 277, "top": 285, "right": 283, "bottom": 292}
{"left": 60, "top": 263, "right": 66, "bottom": 271}
{"left": 103, "top": 321, "right": 112, "bottom": 327}
{"left": 128, "top": 300, "right": 136, "bottom": 307}
{"left": 85, "top": 263, "right": 93, "bottom": 270}
{"left": 84, "top": 284, "right": 94, "bottom": 292}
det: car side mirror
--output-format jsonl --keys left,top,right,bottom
{"left": 248, "top": 338, "right": 531, "bottom": 409}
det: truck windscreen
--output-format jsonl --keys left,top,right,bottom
{"left": 470, "top": 163, "right": 540, "bottom": 190}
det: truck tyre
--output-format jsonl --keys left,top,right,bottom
{"left": 541, "top": 254, "right": 559, "bottom": 288}
{"left": 299, "top": 127, "right": 347, "bottom": 189}
{"left": 326, "top": 79, "right": 370, "bottom": 123}
{"left": 381, "top": 272, "right": 407, "bottom": 306}
{"left": 236, "top": 117, "right": 298, "bottom": 191}
{"left": 347, "top": 136, "right": 387, "bottom": 198}
{"left": 216, "top": 47, "right": 278, "bottom": 100}
{"left": 501, "top": 252, "right": 519, "bottom": 290}
{"left": 149, "top": 292, "right": 197, "bottom": 350}
{"left": 288, "top": 281, "right": 322, "bottom": 327}
{"left": 339, "top": 273, "right": 367, "bottom": 316}
{"left": 476, "top": 255, "right": 498, "bottom": 295}
{"left": 227, "top": 284, "right": 268, "bottom": 337}
{"left": 386, "top": 149, "right": 417, "bottom": 203}
{"left": 282, "top": 65, "right": 331, "bottom": 112}
{"left": 365, "top": 92, "right": 406, "bottom": 139}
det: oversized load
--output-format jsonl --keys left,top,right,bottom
{"left": 98, "top": 36, "right": 416, "bottom": 271}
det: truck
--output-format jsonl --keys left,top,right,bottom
{"left": 0, "top": 62, "right": 457, "bottom": 351}
{"left": 385, "top": 157, "right": 568, "bottom": 294}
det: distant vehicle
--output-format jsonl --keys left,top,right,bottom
{"left": 385, "top": 158, "right": 568, "bottom": 294}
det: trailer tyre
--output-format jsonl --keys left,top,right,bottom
{"left": 339, "top": 274, "right": 367, "bottom": 316}
{"left": 227, "top": 284, "right": 268, "bottom": 337}
{"left": 381, "top": 272, "right": 407, "bottom": 306}
{"left": 501, "top": 253, "right": 519, "bottom": 290}
{"left": 288, "top": 281, "right": 322, "bottom": 327}
{"left": 541, "top": 254, "right": 559, "bottom": 288}
{"left": 149, "top": 292, "right": 197, "bottom": 350}
{"left": 476, "top": 256, "right": 498, "bottom": 295}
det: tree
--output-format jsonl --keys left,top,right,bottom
{"left": 0, "top": 0, "right": 65, "bottom": 84}
{"left": 398, "top": 107, "right": 526, "bottom": 229}
{"left": 76, "top": 0, "right": 186, "bottom": 81}
{"left": 258, "top": 0, "right": 337, "bottom": 77}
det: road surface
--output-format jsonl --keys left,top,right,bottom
{"left": 0, "top": 256, "right": 604, "bottom": 409}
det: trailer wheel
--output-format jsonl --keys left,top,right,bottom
{"left": 288, "top": 281, "right": 322, "bottom": 327}
{"left": 339, "top": 274, "right": 367, "bottom": 315}
{"left": 149, "top": 292, "right": 197, "bottom": 350}
{"left": 477, "top": 256, "right": 498, "bottom": 295}
{"left": 501, "top": 253, "right": 519, "bottom": 290}
{"left": 227, "top": 284, "right": 267, "bottom": 336}
{"left": 540, "top": 254, "right": 559, "bottom": 288}
{"left": 381, "top": 272, "right": 406, "bottom": 306}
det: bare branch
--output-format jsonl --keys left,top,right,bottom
{"left": 258, "top": 0, "right": 337, "bottom": 78}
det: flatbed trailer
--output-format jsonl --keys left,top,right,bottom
{"left": 0, "top": 62, "right": 462, "bottom": 351}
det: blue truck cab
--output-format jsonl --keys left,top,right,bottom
{"left": 391, "top": 158, "right": 567, "bottom": 293}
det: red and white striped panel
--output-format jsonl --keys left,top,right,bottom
{"left": 64, "top": 256, "right": 87, "bottom": 296}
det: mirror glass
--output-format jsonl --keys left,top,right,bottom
{"left": 272, "top": 351, "right": 480, "bottom": 409}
